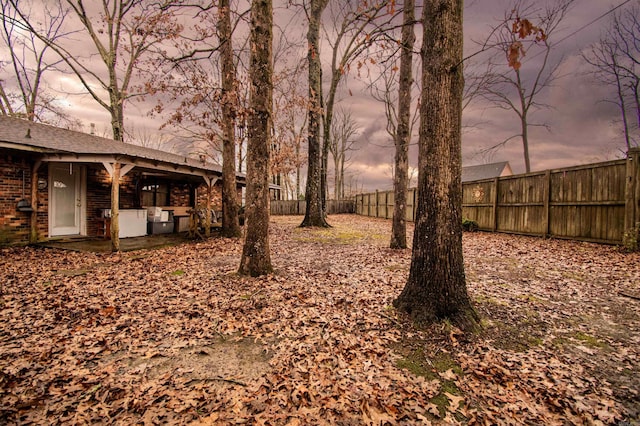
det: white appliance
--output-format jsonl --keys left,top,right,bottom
{"left": 119, "top": 209, "right": 148, "bottom": 238}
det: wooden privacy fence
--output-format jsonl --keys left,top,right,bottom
{"left": 270, "top": 199, "right": 355, "bottom": 216}
{"left": 355, "top": 148, "right": 640, "bottom": 245}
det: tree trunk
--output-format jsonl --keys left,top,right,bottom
{"left": 394, "top": 0, "right": 479, "bottom": 332}
{"left": 109, "top": 91, "right": 124, "bottom": 252}
{"left": 390, "top": 0, "right": 414, "bottom": 250}
{"left": 301, "top": 0, "right": 329, "bottom": 227}
{"left": 296, "top": 140, "right": 301, "bottom": 199}
{"left": 338, "top": 155, "right": 344, "bottom": 199}
{"left": 521, "top": 115, "right": 531, "bottom": 173}
{"left": 219, "top": 0, "right": 241, "bottom": 238}
{"left": 516, "top": 70, "right": 531, "bottom": 173}
{"left": 239, "top": 0, "right": 273, "bottom": 277}
{"left": 333, "top": 149, "right": 340, "bottom": 200}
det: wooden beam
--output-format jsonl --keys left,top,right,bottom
{"left": 29, "top": 160, "right": 42, "bottom": 244}
{"left": 203, "top": 176, "right": 220, "bottom": 187}
{"left": 102, "top": 162, "right": 115, "bottom": 177}
{"left": 120, "top": 163, "right": 135, "bottom": 176}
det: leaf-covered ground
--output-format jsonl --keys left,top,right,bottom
{"left": 1, "top": 214, "right": 638, "bottom": 425}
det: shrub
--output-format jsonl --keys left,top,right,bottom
{"left": 622, "top": 224, "right": 639, "bottom": 251}
{"left": 462, "top": 218, "right": 479, "bottom": 232}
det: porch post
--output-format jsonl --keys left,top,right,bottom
{"left": 29, "top": 160, "right": 42, "bottom": 244}
{"left": 206, "top": 183, "right": 212, "bottom": 238}
{"left": 110, "top": 162, "right": 121, "bottom": 252}
{"left": 202, "top": 176, "right": 219, "bottom": 238}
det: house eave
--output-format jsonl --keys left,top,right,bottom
{"left": 40, "top": 152, "right": 222, "bottom": 180}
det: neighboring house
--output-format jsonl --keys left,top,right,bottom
{"left": 462, "top": 161, "right": 513, "bottom": 183}
{"left": 0, "top": 116, "right": 245, "bottom": 244}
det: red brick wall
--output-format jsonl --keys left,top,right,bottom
{"left": 195, "top": 182, "right": 242, "bottom": 211}
{"left": 86, "top": 166, "right": 112, "bottom": 238}
{"left": 0, "top": 152, "right": 49, "bottom": 244}
{"left": 196, "top": 182, "right": 222, "bottom": 210}
{"left": 170, "top": 183, "right": 193, "bottom": 207}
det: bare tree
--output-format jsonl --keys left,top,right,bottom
{"left": 479, "top": 0, "right": 574, "bottom": 173}
{"left": 394, "top": 0, "right": 480, "bottom": 332}
{"left": 127, "top": 125, "right": 176, "bottom": 151}
{"left": 328, "top": 107, "right": 359, "bottom": 200}
{"left": 390, "top": 0, "right": 414, "bottom": 250}
{"left": 584, "top": 4, "right": 640, "bottom": 151}
{"left": 239, "top": 0, "right": 273, "bottom": 277}
{"left": 301, "top": 0, "right": 330, "bottom": 227}
{"left": 271, "top": 26, "right": 308, "bottom": 201}
{"left": 219, "top": 0, "right": 242, "bottom": 238}
{"left": 0, "top": 0, "right": 75, "bottom": 125}
{"left": 319, "top": 0, "right": 398, "bottom": 215}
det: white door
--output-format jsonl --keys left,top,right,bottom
{"left": 50, "top": 163, "right": 83, "bottom": 236}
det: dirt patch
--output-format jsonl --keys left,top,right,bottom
{"left": 120, "top": 338, "right": 271, "bottom": 387}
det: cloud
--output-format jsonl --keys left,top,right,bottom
{"left": 2, "top": 0, "right": 634, "bottom": 193}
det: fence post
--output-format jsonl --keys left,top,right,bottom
{"left": 543, "top": 170, "right": 551, "bottom": 236}
{"left": 385, "top": 191, "right": 390, "bottom": 219}
{"left": 413, "top": 188, "right": 417, "bottom": 222}
{"left": 625, "top": 148, "right": 640, "bottom": 248}
{"left": 375, "top": 190, "right": 379, "bottom": 218}
{"left": 492, "top": 177, "right": 499, "bottom": 231}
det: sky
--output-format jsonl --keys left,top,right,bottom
{"left": 1, "top": 0, "right": 636, "bottom": 194}
{"left": 343, "top": 0, "right": 637, "bottom": 192}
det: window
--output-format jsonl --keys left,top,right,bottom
{"left": 142, "top": 182, "right": 169, "bottom": 206}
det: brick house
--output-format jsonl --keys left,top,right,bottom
{"left": 0, "top": 116, "right": 245, "bottom": 244}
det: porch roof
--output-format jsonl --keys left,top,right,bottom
{"left": 0, "top": 116, "right": 239, "bottom": 183}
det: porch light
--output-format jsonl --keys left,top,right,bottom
{"left": 16, "top": 199, "right": 33, "bottom": 212}
{"left": 16, "top": 170, "right": 34, "bottom": 212}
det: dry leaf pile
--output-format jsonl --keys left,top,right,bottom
{"left": 1, "top": 214, "right": 638, "bottom": 424}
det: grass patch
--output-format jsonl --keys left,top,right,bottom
{"left": 553, "top": 331, "right": 608, "bottom": 350}
{"left": 484, "top": 320, "right": 545, "bottom": 352}
{"left": 384, "top": 264, "right": 407, "bottom": 272}
{"left": 432, "top": 352, "right": 463, "bottom": 375}
{"left": 395, "top": 348, "right": 467, "bottom": 420}
{"left": 58, "top": 269, "right": 90, "bottom": 277}
{"left": 561, "top": 271, "right": 587, "bottom": 282}
{"left": 573, "top": 331, "right": 607, "bottom": 348}
{"left": 430, "top": 380, "right": 463, "bottom": 417}
{"left": 516, "top": 294, "right": 547, "bottom": 304}
{"left": 551, "top": 336, "right": 570, "bottom": 348}
{"left": 395, "top": 357, "right": 433, "bottom": 379}
{"left": 294, "top": 228, "right": 365, "bottom": 244}
{"left": 474, "top": 295, "right": 508, "bottom": 306}
{"left": 171, "top": 269, "right": 185, "bottom": 276}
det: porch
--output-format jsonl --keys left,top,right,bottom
{"left": 36, "top": 231, "right": 205, "bottom": 253}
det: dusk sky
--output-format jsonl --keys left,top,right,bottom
{"left": 345, "top": 0, "right": 637, "bottom": 192}
{"left": 1, "top": 0, "right": 636, "bottom": 194}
